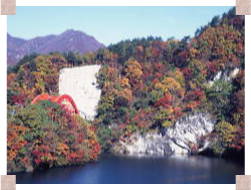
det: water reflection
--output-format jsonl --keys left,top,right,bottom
{"left": 15, "top": 154, "right": 244, "bottom": 184}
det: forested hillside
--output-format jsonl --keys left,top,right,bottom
{"left": 92, "top": 8, "right": 244, "bottom": 157}
{"left": 7, "top": 7, "right": 245, "bottom": 173}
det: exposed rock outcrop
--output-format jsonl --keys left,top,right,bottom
{"left": 112, "top": 112, "right": 216, "bottom": 156}
{"left": 208, "top": 68, "right": 240, "bottom": 86}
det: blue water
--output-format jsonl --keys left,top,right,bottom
{"left": 15, "top": 154, "right": 244, "bottom": 184}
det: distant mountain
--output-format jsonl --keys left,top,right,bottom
{"left": 7, "top": 30, "right": 105, "bottom": 66}
{"left": 7, "top": 34, "right": 27, "bottom": 66}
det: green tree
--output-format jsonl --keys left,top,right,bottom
{"left": 210, "top": 15, "right": 221, "bottom": 27}
{"left": 213, "top": 120, "right": 237, "bottom": 155}
{"left": 205, "top": 79, "right": 232, "bottom": 119}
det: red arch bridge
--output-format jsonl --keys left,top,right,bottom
{"left": 31, "top": 93, "right": 79, "bottom": 115}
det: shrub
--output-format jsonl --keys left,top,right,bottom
{"left": 212, "top": 120, "right": 237, "bottom": 155}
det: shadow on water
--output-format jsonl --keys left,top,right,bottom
{"left": 14, "top": 154, "right": 244, "bottom": 184}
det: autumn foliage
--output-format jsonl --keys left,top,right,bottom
{"left": 7, "top": 100, "right": 100, "bottom": 173}
{"left": 7, "top": 7, "right": 244, "bottom": 169}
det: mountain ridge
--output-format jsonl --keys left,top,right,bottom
{"left": 7, "top": 29, "right": 105, "bottom": 66}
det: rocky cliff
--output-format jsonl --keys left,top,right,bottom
{"left": 112, "top": 112, "right": 216, "bottom": 156}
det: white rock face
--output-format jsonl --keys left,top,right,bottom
{"left": 208, "top": 71, "right": 222, "bottom": 86}
{"left": 117, "top": 132, "right": 169, "bottom": 156}
{"left": 112, "top": 112, "right": 216, "bottom": 156}
{"left": 59, "top": 65, "right": 101, "bottom": 120}
{"left": 230, "top": 68, "right": 240, "bottom": 78}
{"left": 208, "top": 68, "right": 240, "bottom": 86}
{"left": 166, "top": 113, "right": 215, "bottom": 154}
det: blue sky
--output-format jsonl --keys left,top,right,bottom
{"left": 8, "top": 6, "right": 232, "bottom": 46}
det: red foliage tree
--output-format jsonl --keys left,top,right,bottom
{"left": 185, "top": 90, "right": 205, "bottom": 102}
{"left": 155, "top": 94, "right": 173, "bottom": 108}
{"left": 7, "top": 73, "right": 16, "bottom": 88}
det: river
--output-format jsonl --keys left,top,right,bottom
{"left": 15, "top": 154, "right": 244, "bottom": 184}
